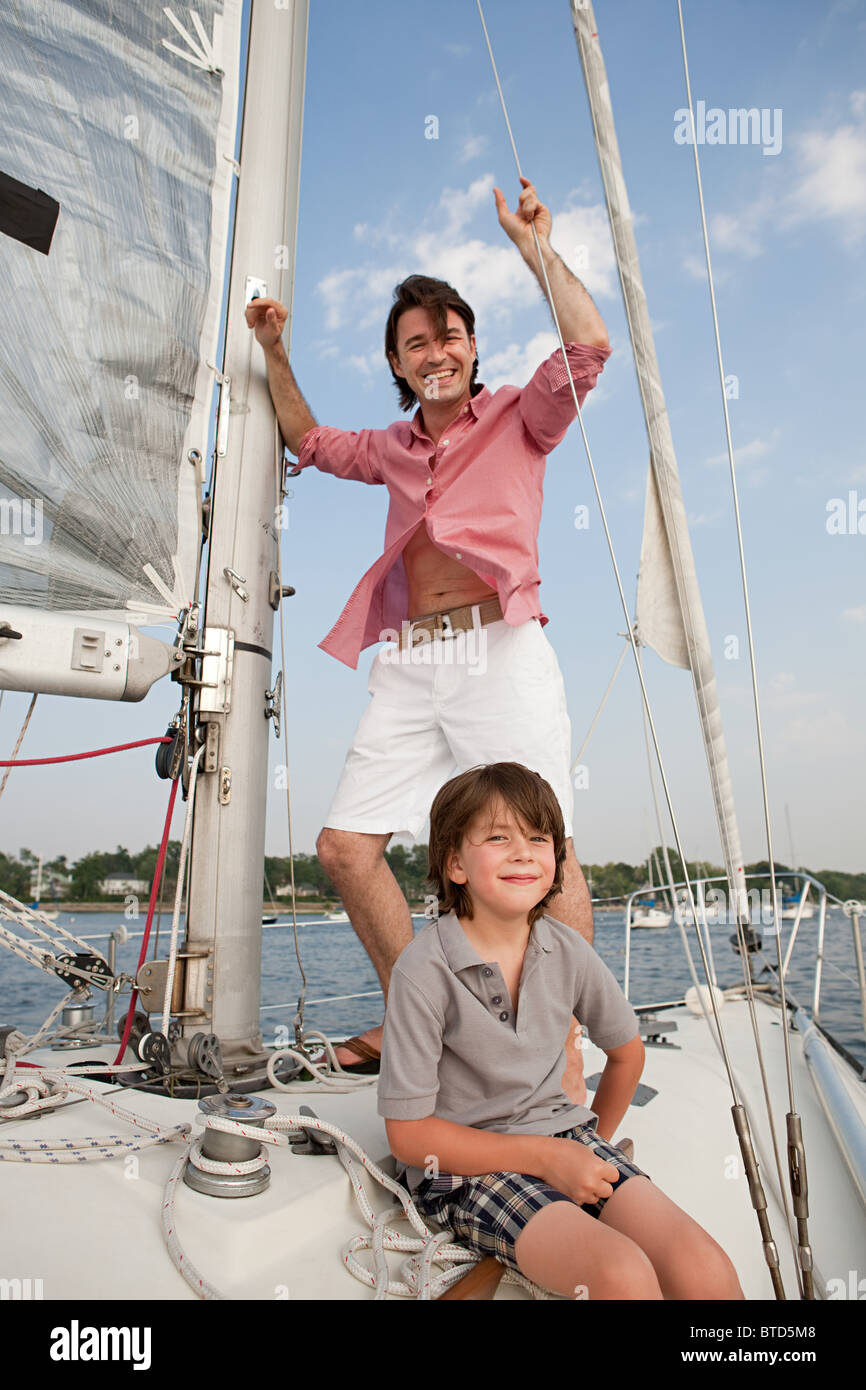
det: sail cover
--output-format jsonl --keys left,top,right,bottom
{"left": 0, "top": 1, "right": 243, "bottom": 623}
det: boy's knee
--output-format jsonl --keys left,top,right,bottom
{"left": 593, "top": 1243, "right": 661, "bottom": 1300}
{"left": 688, "top": 1233, "right": 744, "bottom": 1299}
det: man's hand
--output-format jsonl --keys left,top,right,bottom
{"left": 493, "top": 177, "right": 552, "bottom": 255}
{"left": 540, "top": 1136, "right": 619, "bottom": 1206}
{"left": 245, "top": 296, "right": 288, "bottom": 353}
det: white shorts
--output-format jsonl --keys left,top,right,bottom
{"left": 323, "top": 614, "right": 574, "bottom": 842}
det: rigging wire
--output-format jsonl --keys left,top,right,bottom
{"left": 675, "top": 0, "right": 813, "bottom": 1297}
{"left": 0, "top": 692, "right": 37, "bottom": 798}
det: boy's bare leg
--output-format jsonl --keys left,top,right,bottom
{"left": 315, "top": 827, "right": 413, "bottom": 1064}
{"left": 513, "top": 1200, "right": 663, "bottom": 1300}
{"left": 546, "top": 838, "right": 593, "bottom": 1105}
{"left": 600, "top": 1177, "right": 745, "bottom": 1299}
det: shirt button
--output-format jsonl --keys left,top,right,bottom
{"left": 455, "top": 552, "right": 462, "bottom": 560}
{"left": 442, "top": 439, "right": 450, "bottom": 446}
{"left": 499, "top": 1011, "right": 509, "bottom": 1022}
{"left": 491, "top": 995, "right": 502, "bottom": 1005}
{"left": 426, "top": 476, "right": 432, "bottom": 484}
{"left": 482, "top": 967, "right": 493, "bottom": 977}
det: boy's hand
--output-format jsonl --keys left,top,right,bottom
{"left": 245, "top": 296, "right": 287, "bottom": 351}
{"left": 540, "top": 1137, "right": 619, "bottom": 1206}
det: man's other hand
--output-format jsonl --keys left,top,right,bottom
{"left": 245, "top": 296, "right": 288, "bottom": 352}
{"left": 493, "top": 177, "right": 552, "bottom": 254}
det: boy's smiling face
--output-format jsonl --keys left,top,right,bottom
{"left": 446, "top": 800, "right": 557, "bottom": 922}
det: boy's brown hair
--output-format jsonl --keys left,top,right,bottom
{"left": 426, "top": 763, "right": 567, "bottom": 927}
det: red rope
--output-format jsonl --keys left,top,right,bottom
{"left": 0, "top": 736, "right": 171, "bottom": 768}
{"left": 113, "top": 775, "right": 181, "bottom": 1066}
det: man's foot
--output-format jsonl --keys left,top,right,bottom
{"left": 332, "top": 1024, "right": 384, "bottom": 1072}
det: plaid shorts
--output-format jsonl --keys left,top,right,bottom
{"left": 409, "top": 1123, "right": 649, "bottom": 1276}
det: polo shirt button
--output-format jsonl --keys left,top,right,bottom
{"left": 482, "top": 967, "right": 493, "bottom": 977}
{"left": 426, "top": 476, "right": 432, "bottom": 484}
{"left": 499, "top": 1011, "right": 509, "bottom": 1022}
{"left": 492, "top": 995, "right": 502, "bottom": 1005}
{"left": 455, "top": 552, "right": 462, "bottom": 560}
{"left": 442, "top": 439, "right": 450, "bottom": 446}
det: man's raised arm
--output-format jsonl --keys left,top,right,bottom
{"left": 245, "top": 297, "right": 317, "bottom": 455}
{"left": 493, "top": 178, "right": 609, "bottom": 349}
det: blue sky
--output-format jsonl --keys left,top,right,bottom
{"left": 2, "top": 0, "right": 864, "bottom": 875}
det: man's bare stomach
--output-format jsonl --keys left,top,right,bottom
{"left": 404, "top": 524, "right": 498, "bottom": 619}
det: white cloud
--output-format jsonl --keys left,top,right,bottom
{"left": 843, "top": 604, "right": 866, "bottom": 622}
{"left": 705, "top": 428, "right": 781, "bottom": 469}
{"left": 786, "top": 119, "right": 866, "bottom": 243}
{"left": 458, "top": 134, "right": 488, "bottom": 163}
{"left": 315, "top": 176, "right": 617, "bottom": 384}
{"left": 483, "top": 332, "right": 560, "bottom": 391}
{"left": 702, "top": 93, "right": 866, "bottom": 257}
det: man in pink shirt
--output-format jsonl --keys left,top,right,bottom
{"left": 247, "top": 180, "right": 610, "bottom": 1096}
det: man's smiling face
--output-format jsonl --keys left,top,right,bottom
{"left": 388, "top": 306, "right": 477, "bottom": 410}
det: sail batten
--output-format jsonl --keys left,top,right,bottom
{"left": 571, "top": 1, "right": 748, "bottom": 919}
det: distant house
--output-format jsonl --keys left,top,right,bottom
{"left": 275, "top": 884, "right": 318, "bottom": 897}
{"left": 100, "top": 874, "right": 150, "bottom": 896}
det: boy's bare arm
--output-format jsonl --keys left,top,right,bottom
{"left": 589, "top": 1033, "right": 645, "bottom": 1140}
{"left": 245, "top": 297, "right": 317, "bottom": 455}
{"left": 386, "top": 1115, "right": 618, "bottom": 1208}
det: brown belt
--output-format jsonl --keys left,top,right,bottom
{"left": 397, "top": 596, "right": 503, "bottom": 651}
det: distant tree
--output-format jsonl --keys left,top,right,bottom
{"left": 0, "top": 852, "right": 31, "bottom": 899}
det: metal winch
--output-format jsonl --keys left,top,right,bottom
{"left": 183, "top": 1091, "right": 277, "bottom": 1198}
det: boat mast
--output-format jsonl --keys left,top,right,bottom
{"left": 569, "top": 0, "right": 748, "bottom": 923}
{"left": 180, "top": 0, "right": 308, "bottom": 1077}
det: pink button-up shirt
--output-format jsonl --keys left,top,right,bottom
{"left": 296, "top": 342, "right": 611, "bottom": 668}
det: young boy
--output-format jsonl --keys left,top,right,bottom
{"left": 377, "top": 762, "right": 744, "bottom": 1299}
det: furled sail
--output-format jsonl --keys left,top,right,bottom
{"left": 570, "top": 0, "right": 748, "bottom": 919}
{"left": 0, "top": 0, "right": 243, "bottom": 625}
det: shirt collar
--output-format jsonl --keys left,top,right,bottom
{"left": 436, "top": 908, "right": 554, "bottom": 973}
{"left": 409, "top": 384, "right": 491, "bottom": 441}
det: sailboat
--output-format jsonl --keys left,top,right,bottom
{"left": 1, "top": 0, "right": 864, "bottom": 1312}
{"left": 630, "top": 848, "right": 672, "bottom": 929}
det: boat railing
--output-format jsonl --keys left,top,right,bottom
{"left": 622, "top": 870, "right": 866, "bottom": 1047}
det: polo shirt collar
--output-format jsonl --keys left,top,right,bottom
{"left": 436, "top": 908, "right": 554, "bottom": 973}
{"left": 409, "top": 384, "right": 491, "bottom": 440}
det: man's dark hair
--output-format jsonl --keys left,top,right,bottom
{"left": 426, "top": 762, "right": 567, "bottom": 928}
{"left": 384, "top": 275, "right": 479, "bottom": 412}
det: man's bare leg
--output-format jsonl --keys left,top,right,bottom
{"left": 546, "top": 838, "right": 593, "bottom": 1105}
{"left": 315, "top": 827, "right": 413, "bottom": 1064}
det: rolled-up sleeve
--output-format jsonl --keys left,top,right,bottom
{"left": 519, "top": 342, "right": 611, "bottom": 454}
{"left": 377, "top": 966, "right": 444, "bottom": 1121}
{"left": 295, "top": 424, "right": 386, "bottom": 485}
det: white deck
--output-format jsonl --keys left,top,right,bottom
{"left": 2, "top": 993, "right": 864, "bottom": 1300}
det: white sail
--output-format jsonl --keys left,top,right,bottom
{"left": 0, "top": 0, "right": 243, "bottom": 626}
{"left": 570, "top": 0, "right": 748, "bottom": 921}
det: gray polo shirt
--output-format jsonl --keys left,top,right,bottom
{"left": 377, "top": 909, "right": 639, "bottom": 1190}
